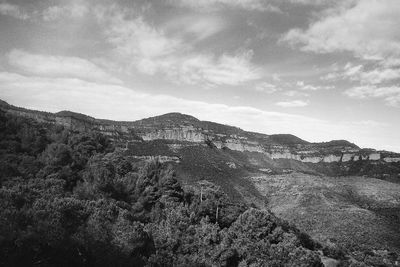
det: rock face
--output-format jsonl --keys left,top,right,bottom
{"left": 130, "top": 155, "right": 181, "bottom": 163}
{"left": 384, "top": 157, "right": 400, "bottom": 163}
{"left": 141, "top": 127, "right": 206, "bottom": 142}
{"left": 2, "top": 100, "right": 400, "bottom": 169}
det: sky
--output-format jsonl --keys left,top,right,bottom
{"left": 0, "top": 0, "right": 399, "bottom": 152}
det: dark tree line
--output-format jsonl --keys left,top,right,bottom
{"left": 0, "top": 110, "right": 330, "bottom": 266}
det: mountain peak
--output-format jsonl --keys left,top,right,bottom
{"left": 155, "top": 112, "right": 199, "bottom": 121}
{"left": 134, "top": 112, "right": 200, "bottom": 127}
{"left": 317, "top": 139, "right": 359, "bottom": 149}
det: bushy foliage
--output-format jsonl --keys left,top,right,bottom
{"left": 0, "top": 111, "right": 325, "bottom": 266}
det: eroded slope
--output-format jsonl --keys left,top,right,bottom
{"left": 251, "top": 173, "right": 400, "bottom": 260}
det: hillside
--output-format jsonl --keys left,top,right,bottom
{"left": 1, "top": 100, "right": 400, "bottom": 265}
{"left": 252, "top": 173, "right": 400, "bottom": 264}
{"left": 0, "top": 109, "right": 338, "bottom": 266}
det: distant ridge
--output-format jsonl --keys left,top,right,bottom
{"left": 134, "top": 112, "right": 200, "bottom": 125}
{"left": 0, "top": 98, "right": 398, "bottom": 172}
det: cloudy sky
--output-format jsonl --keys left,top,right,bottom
{"left": 0, "top": 0, "right": 400, "bottom": 152}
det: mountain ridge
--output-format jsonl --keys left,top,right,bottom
{"left": 0, "top": 99, "right": 377, "bottom": 149}
{"left": 1, "top": 99, "right": 397, "bottom": 155}
{"left": 2, "top": 100, "right": 400, "bottom": 198}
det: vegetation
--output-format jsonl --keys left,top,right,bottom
{"left": 268, "top": 134, "right": 309, "bottom": 145}
{"left": 252, "top": 173, "right": 400, "bottom": 266}
{"left": 0, "top": 110, "right": 326, "bottom": 266}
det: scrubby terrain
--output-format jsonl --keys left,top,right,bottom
{"left": 0, "top": 110, "right": 329, "bottom": 266}
{"left": 251, "top": 173, "right": 400, "bottom": 265}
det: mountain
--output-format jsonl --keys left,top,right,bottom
{"left": 2, "top": 99, "right": 400, "bottom": 265}
{"left": 0, "top": 109, "right": 333, "bottom": 267}
{"left": 2, "top": 100, "right": 399, "bottom": 179}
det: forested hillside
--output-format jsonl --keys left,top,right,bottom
{"left": 0, "top": 110, "right": 333, "bottom": 266}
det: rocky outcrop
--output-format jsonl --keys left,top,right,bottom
{"left": 226, "top": 162, "right": 237, "bottom": 169}
{"left": 323, "top": 155, "right": 342, "bottom": 163}
{"left": 130, "top": 155, "right": 181, "bottom": 163}
{"left": 383, "top": 157, "right": 400, "bottom": 163}
{"left": 215, "top": 138, "right": 264, "bottom": 153}
{"left": 140, "top": 127, "right": 206, "bottom": 142}
{"left": 259, "top": 168, "right": 273, "bottom": 173}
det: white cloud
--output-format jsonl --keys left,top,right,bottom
{"left": 353, "top": 120, "right": 388, "bottom": 128}
{"left": 344, "top": 85, "right": 400, "bottom": 107}
{"left": 105, "top": 15, "right": 183, "bottom": 60}
{"left": 165, "top": 14, "right": 226, "bottom": 41}
{"left": 343, "top": 64, "right": 362, "bottom": 77}
{"left": 283, "top": 90, "right": 309, "bottom": 97}
{"left": 343, "top": 64, "right": 400, "bottom": 85}
{"left": 170, "top": 0, "right": 281, "bottom": 12}
{"left": 383, "top": 58, "right": 400, "bottom": 68}
{"left": 0, "top": 1, "right": 88, "bottom": 21}
{"left": 276, "top": 100, "right": 308, "bottom": 107}
{"left": 284, "top": 0, "right": 337, "bottom": 5}
{"left": 42, "top": 3, "right": 88, "bottom": 21}
{"left": 255, "top": 82, "right": 278, "bottom": 93}
{"left": 296, "top": 80, "right": 333, "bottom": 91}
{"left": 282, "top": 0, "right": 400, "bottom": 65}
{"left": 135, "top": 51, "right": 261, "bottom": 87}
{"left": 320, "top": 73, "right": 340, "bottom": 81}
{"left": 98, "top": 8, "right": 261, "bottom": 86}
{"left": 172, "top": 0, "right": 341, "bottom": 11}
{"left": 272, "top": 73, "right": 281, "bottom": 82}
{"left": 356, "top": 68, "right": 400, "bottom": 85}
{"left": 323, "top": 63, "right": 400, "bottom": 85}
{"left": 7, "top": 49, "right": 121, "bottom": 84}
{"left": 174, "top": 52, "right": 261, "bottom": 86}
{"left": 0, "top": 2, "right": 29, "bottom": 20}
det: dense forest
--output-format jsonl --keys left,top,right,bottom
{"left": 0, "top": 110, "right": 359, "bottom": 266}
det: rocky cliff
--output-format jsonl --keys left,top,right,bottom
{"left": 130, "top": 116, "right": 400, "bottom": 165}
